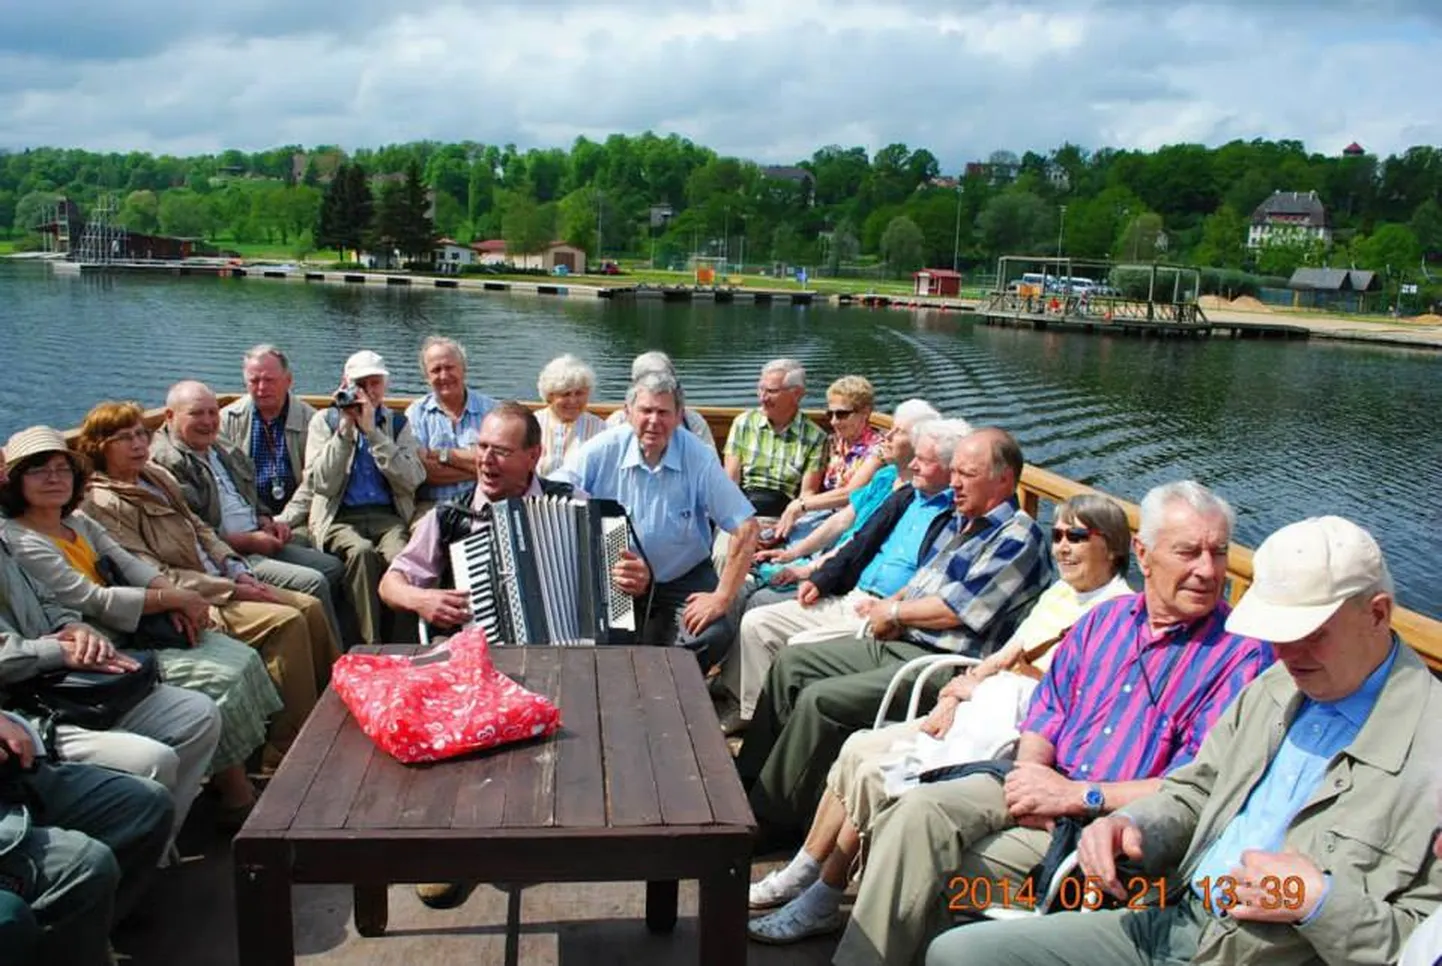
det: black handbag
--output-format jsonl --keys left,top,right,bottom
{"left": 9, "top": 650, "right": 161, "bottom": 734}
{"left": 94, "top": 557, "right": 190, "bottom": 650}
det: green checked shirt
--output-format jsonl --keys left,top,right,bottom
{"left": 723, "top": 408, "right": 828, "bottom": 499}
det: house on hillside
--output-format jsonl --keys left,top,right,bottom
{"left": 471, "top": 239, "right": 586, "bottom": 274}
{"left": 1248, "top": 190, "right": 1331, "bottom": 249}
{"left": 1287, "top": 266, "right": 1379, "bottom": 313}
{"left": 433, "top": 238, "right": 475, "bottom": 274}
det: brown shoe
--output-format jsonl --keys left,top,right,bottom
{"left": 415, "top": 882, "right": 477, "bottom": 909}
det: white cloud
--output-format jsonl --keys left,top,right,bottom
{"left": 0, "top": 0, "right": 1438, "bottom": 164}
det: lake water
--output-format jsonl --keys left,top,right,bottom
{"left": 4, "top": 260, "right": 1440, "bottom": 619}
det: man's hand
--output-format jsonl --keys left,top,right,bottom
{"left": 937, "top": 670, "right": 980, "bottom": 704}
{"left": 239, "top": 530, "right": 285, "bottom": 556}
{"left": 768, "top": 563, "right": 813, "bottom": 587}
{"left": 261, "top": 518, "right": 293, "bottom": 544}
{"left": 754, "top": 547, "right": 796, "bottom": 565}
{"left": 796, "top": 580, "right": 822, "bottom": 607}
{"left": 866, "top": 607, "right": 902, "bottom": 640}
{"left": 232, "top": 574, "right": 281, "bottom": 603}
{"left": 0, "top": 716, "right": 37, "bottom": 771}
{"left": 1004, "top": 761, "right": 1082, "bottom": 824}
{"left": 1078, "top": 815, "right": 1146, "bottom": 900}
{"left": 416, "top": 589, "right": 471, "bottom": 628}
{"left": 775, "top": 499, "right": 807, "bottom": 539}
{"left": 682, "top": 591, "right": 728, "bottom": 636}
{"left": 918, "top": 695, "right": 959, "bottom": 738}
{"left": 611, "top": 550, "right": 650, "bottom": 597}
{"left": 1227, "top": 850, "right": 1328, "bottom": 923}
{"left": 55, "top": 624, "right": 137, "bottom": 673}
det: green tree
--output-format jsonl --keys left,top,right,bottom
{"left": 977, "top": 191, "right": 1053, "bottom": 259}
{"left": 1191, "top": 205, "right": 1248, "bottom": 268}
{"left": 431, "top": 190, "right": 464, "bottom": 239}
{"left": 1115, "top": 212, "right": 1167, "bottom": 263}
{"left": 0, "top": 189, "right": 15, "bottom": 237}
{"left": 316, "top": 163, "right": 373, "bottom": 258}
{"left": 500, "top": 191, "right": 554, "bottom": 255}
{"left": 370, "top": 161, "right": 435, "bottom": 263}
{"left": 158, "top": 190, "right": 211, "bottom": 238}
{"left": 1352, "top": 223, "right": 1422, "bottom": 273}
{"left": 117, "top": 190, "right": 160, "bottom": 233}
{"left": 880, "top": 216, "right": 925, "bottom": 276}
{"left": 12, "top": 190, "right": 59, "bottom": 235}
{"left": 557, "top": 186, "right": 599, "bottom": 254}
{"left": 824, "top": 218, "right": 859, "bottom": 274}
{"left": 1254, "top": 238, "right": 1319, "bottom": 277}
{"left": 1409, "top": 199, "right": 1442, "bottom": 256}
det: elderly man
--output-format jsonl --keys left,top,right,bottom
{"left": 303, "top": 350, "right": 426, "bottom": 645}
{"left": 724, "top": 359, "right": 828, "bottom": 518}
{"left": 720, "top": 418, "right": 967, "bottom": 735}
{"left": 405, "top": 336, "right": 497, "bottom": 508}
{"left": 1400, "top": 802, "right": 1442, "bottom": 965}
{"left": 151, "top": 380, "right": 348, "bottom": 644}
{"left": 604, "top": 350, "right": 716, "bottom": 449}
{"left": 0, "top": 710, "right": 173, "bottom": 966}
{"left": 555, "top": 370, "right": 758, "bottom": 667}
{"left": 735, "top": 427, "right": 1052, "bottom": 835}
{"left": 833, "top": 481, "right": 1274, "bottom": 965}
{"left": 218, "top": 344, "right": 316, "bottom": 519}
{"left": 927, "top": 515, "right": 1442, "bottom": 966}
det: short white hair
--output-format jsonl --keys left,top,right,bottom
{"left": 1137, "top": 481, "right": 1235, "bottom": 549}
{"left": 760, "top": 358, "right": 806, "bottom": 389}
{"left": 166, "top": 379, "right": 215, "bottom": 409}
{"left": 912, "top": 417, "right": 972, "bottom": 466}
{"left": 626, "top": 370, "right": 680, "bottom": 408}
{"left": 537, "top": 354, "right": 596, "bottom": 398}
{"left": 630, "top": 351, "right": 676, "bottom": 381}
{"left": 893, "top": 398, "right": 940, "bottom": 431}
{"left": 242, "top": 344, "right": 289, "bottom": 371}
{"left": 419, "top": 335, "right": 467, "bottom": 372}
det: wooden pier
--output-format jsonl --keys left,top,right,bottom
{"left": 974, "top": 291, "right": 1311, "bottom": 340}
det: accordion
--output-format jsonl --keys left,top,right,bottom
{"left": 447, "top": 495, "right": 636, "bottom": 646}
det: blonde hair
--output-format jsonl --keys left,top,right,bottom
{"left": 75, "top": 400, "right": 147, "bottom": 471}
{"left": 827, "top": 375, "right": 875, "bottom": 411}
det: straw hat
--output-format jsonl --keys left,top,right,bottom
{"left": 3, "top": 426, "right": 80, "bottom": 473}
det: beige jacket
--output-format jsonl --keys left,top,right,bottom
{"left": 218, "top": 393, "right": 317, "bottom": 527}
{"left": 301, "top": 407, "right": 426, "bottom": 545}
{"left": 1123, "top": 642, "right": 1442, "bottom": 966}
{"left": 82, "top": 465, "right": 247, "bottom": 604}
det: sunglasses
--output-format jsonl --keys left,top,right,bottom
{"left": 1052, "top": 526, "right": 1097, "bottom": 545}
{"left": 827, "top": 408, "right": 855, "bottom": 419}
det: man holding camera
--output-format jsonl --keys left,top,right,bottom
{"left": 302, "top": 351, "right": 426, "bottom": 645}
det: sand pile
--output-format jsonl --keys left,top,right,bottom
{"left": 1197, "top": 295, "right": 1230, "bottom": 310}
{"left": 1407, "top": 312, "right": 1442, "bottom": 325}
{"left": 1227, "top": 295, "right": 1272, "bottom": 313}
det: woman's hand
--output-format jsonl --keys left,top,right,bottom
{"left": 775, "top": 499, "right": 807, "bottom": 539}
{"left": 232, "top": 574, "right": 281, "bottom": 604}
{"left": 165, "top": 587, "right": 213, "bottom": 631}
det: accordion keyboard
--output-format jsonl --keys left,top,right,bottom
{"left": 448, "top": 517, "right": 505, "bottom": 643}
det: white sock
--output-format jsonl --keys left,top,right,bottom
{"left": 777, "top": 851, "right": 821, "bottom": 888}
{"left": 793, "top": 879, "right": 845, "bottom": 920}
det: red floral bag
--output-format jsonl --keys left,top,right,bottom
{"left": 330, "top": 626, "right": 561, "bottom": 764}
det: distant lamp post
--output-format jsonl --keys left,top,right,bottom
{"left": 1057, "top": 205, "right": 1067, "bottom": 259}
{"left": 952, "top": 180, "right": 963, "bottom": 273}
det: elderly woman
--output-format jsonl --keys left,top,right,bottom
{"left": 774, "top": 375, "right": 885, "bottom": 539}
{"left": 604, "top": 350, "right": 716, "bottom": 450}
{"left": 746, "top": 493, "right": 1134, "bottom": 943}
{"left": 74, "top": 402, "right": 339, "bottom": 771}
{"left": 0, "top": 426, "right": 278, "bottom": 823}
{"left": 534, "top": 354, "right": 606, "bottom": 476}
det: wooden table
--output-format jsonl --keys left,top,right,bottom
{"left": 233, "top": 646, "right": 755, "bottom": 965}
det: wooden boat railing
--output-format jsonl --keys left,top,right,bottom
{"left": 93, "top": 394, "right": 1442, "bottom": 672}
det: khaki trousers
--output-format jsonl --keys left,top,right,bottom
{"left": 833, "top": 774, "right": 1050, "bottom": 966}
{"left": 323, "top": 506, "right": 412, "bottom": 645}
{"left": 825, "top": 718, "right": 921, "bottom": 840}
{"left": 732, "top": 590, "right": 877, "bottom": 719}
{"left": 213, "top": 586, "right": 340, "bottom": 767}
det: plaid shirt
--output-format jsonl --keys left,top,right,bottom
{"left": 248, "top": 405, "right": 294, "bottom": 514}
{"left": 723, "top": 409, "right": 828, "bottom": 498}
{"left": 901, "top": 497, "right": 1052, "bottom": 655}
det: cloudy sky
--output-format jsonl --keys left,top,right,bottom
{"left": 3, "top": 0, "right": 1440, "bottom": 167}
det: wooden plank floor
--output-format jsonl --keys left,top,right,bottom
{"left": 117, "top": 813, "right": 842, "bottom": 965}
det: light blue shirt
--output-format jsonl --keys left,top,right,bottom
{"left": 840, "top": 464, "right": 899, "bottom": 544}
{"left": 855, "top": 486, "right": 954, "bottom": 597}
{"left": 553, "top": 424, "right": 754, "bottom": 584}
{"left": 341, "top": 411, "right": 395, "bottom": 508}
{"left": 1191, "top": 639, "right": 1399, "bottom": 920}
{"left": 405, "top": 388, "right": 496, "bottom": 502}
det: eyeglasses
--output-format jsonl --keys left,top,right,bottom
{"left": 22, "top": 463, "right": 72, "bottom": 481}
{"left": 1052, "top": 526, "right": 1098, "bottom": 545}
{"left": 474, "top": 442, "right": 517, "bottom": 461}
{"left": 827, "top": 408, "right": 855, "bottom": 420}
{"left": 106, "top": 427, "right": 150, "bottom": 445}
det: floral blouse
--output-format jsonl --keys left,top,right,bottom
{"left": 823, "top": 424, "right": 883, "bottom": 491}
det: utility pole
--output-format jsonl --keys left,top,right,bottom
{"left": 951, "top": 181, "right": 963, "bottom": 273}
{"left": 1057, "top": 204, "right": 1067, "bottom": 259}
{"left": 595, "top": 188, "right": 603, "bottom": 269}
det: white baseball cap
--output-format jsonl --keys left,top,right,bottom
{"left": 1226, "top": 516, "right": 1389, "bottom": 643}
{"left": 344, "top": 350, "right": 389, "bottom": 382}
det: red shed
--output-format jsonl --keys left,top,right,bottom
{"left": 913, "top": 268, "right": 962, "bottom": 297}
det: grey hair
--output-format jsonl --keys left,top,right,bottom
{"left": 243, "top": 344, "right": 290, "bottom": 371}
{"left": 760, "top": 358, "right": 806, "bottom": 389}
{"left": 913, "top": 418, "right": 972, "bottom": 466}
{"left": 893, "top": 398, "right": 940, "bottom": 430}
{"left": 625, "top": 370, "right": 680, "bottom": 409}
{"left": 419, "top": 335, "right": 468, "bottom": 372}
{"left": 537, "top": 354, "right": 596, "bottom": 398}
{"left": 630, "top": 350, "right": 676, "bottom": 381}
{"left": 1136, "top": 481, "right": 1235, "bottom": 549}
{"left": 1056, "top": 493, "right": 1132, "bottom": 579}
{"left": 166, "top": 379, "right": 215, "bottom": 409}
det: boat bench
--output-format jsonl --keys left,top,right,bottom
{"left": 233, "top": 645, "right": 755, "bottom": 965}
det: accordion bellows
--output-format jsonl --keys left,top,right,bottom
{"left": 331, "top": 626, "right": 561, "bottom": 764}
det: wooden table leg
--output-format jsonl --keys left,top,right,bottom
{"left": 234, "top": 848, "right": 294, "bottom": 965}
{"left": 698, "top": 862, "right": 748, "bottom": 966}
{"left": 645, "top": 880, "right": 678, "bottom": 933}
{"left": 354, "top": 884, "right": 389, "bottom": 937}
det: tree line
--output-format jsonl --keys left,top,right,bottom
{"left": 3, "top": 135, "right": 1441, "bottom": 284}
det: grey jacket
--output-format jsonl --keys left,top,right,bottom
{"left": 218, "top": 393, "right": 317, "bottom": 526}
{"left": 2, "top": 515, "right": 160, "bottom": 639}
{"left": 1122, "top": 641, "right": 1442, "bottom": 966}
{"left": 0, "top": 535, "right": 81, "bottom": 689}
{"left": 149, "top": 424, "right": 263, "bottom": 533}
{"left": 301, "top": 406, "right": 426, "bottom": 545}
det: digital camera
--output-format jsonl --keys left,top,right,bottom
{"left": 333, "top": 386, "right": 360, "bottom": 408}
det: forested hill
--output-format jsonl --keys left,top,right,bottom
{"left": 3, "top": 136, "right": 1439, "bottom": 280}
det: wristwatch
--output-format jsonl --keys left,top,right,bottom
{"left": 437, "top": 448, "right": 451, "bottom": 465}
{"left": 1083, "top": 783, "right": 1106, "bottom": 817}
